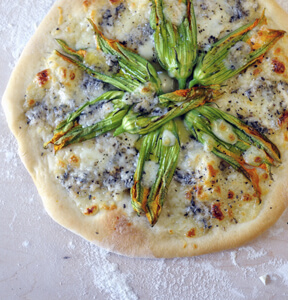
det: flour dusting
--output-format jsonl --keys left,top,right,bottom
{"left": 275, "top": 263, "right": 288, "bottom": 286}
{"left": 242, "top": 246, "right": 268, "bottom": 260}
{"left": 22, "top": 240, "right": 30, "bottom": 248}
{"left": 82, "top": 243, "right": 138, "bottom": 300}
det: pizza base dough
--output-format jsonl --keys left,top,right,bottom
{"left": 2, "top": 0, "right": 288, "bottom": 258}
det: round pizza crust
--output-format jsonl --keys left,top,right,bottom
{"left": 2, "top": 0, "right": 288, "bottom": 258}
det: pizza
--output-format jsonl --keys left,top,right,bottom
{"left": 2, "top": 0, "right": 288, "bottom": 258}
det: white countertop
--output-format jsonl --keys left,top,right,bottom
{"left": 0, "top": 1, "right": 288, "bottom": 299}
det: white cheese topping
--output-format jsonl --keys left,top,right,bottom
{"left": 243, "top": 146, "right": 266, "bottom": 166}
{"left": 142, "top": 161, "right": 159, "bottom": 188}
{"left": 137, "top": 37, "right": 155, "bottom": 61}
{"left": 127, "top": 0, "right": 151, "bottom": 16}
{"left": 162, "top": 130, "right": 176, "bottom": 147}
{"left": 157, "top": 71, "right": 176, "bottom": 93}
{"left": 202, "top": 133, "right": 216, "bottom": 152}
{"left": 211, "top": 119, "right": 238, "bottom": 145}
{"left": 163, "top": 0, "right": 187, "bottom": 26}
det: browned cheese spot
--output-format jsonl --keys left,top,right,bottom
{"left": 109, "top": 0, "right": 122, "bottom": 4}
{"left": 83, "top": 0, "right": 91, "bottom": 8}
{"left": 196, "top": 185, "right": 203, "bottom": 197}
{"left": 36, "top": 69, "right": 50, "bottom": 87}
{"left": 228, "top": 190, "right": 234, "bottom": 199}
{"left": 186, "top": 228, "right": 196, "bottom": 238}
{"left": 61, "top": 68, "right": 67, "bottom": 79}
{"left": 274, "top": 47, "right": 282, "bottom": 55}
{"left": 242, "top": 193, "right": 252, "bottom": 202}
{"left": 70, "top": 72, "right": 76, "bottom": 81}
{"left": 272, "top": 58, "right": 285, "bottom": 74}
{"left": 229, "top": 134, "right": 237, "bottom": 143}
{"left": 254, "top": 156, "right": 262, "bottom": 164}
{"left": 253, "top": 67, "right": 262, "bottom": 76}
{"left": 69, "top": 155, "right": 80, "bottom": 165}
{"left": 207, "top": 164, "right": 218, "bottom": 177}
{"left": 102, "top": 204, "right": 117, "bottom": 210}
{"left": 211, "top": 203, "right": 224, "bottom": 221}
{"left": 214, "top": 185, "right": 221, "bottom": 194}
{"left": 84, "top": 205, "right": 98, "bottom": 215}
{"left": 28, "top": 99, "right": 36, "bottom": 107}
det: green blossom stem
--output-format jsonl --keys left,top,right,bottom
{"left": 184, "top": 105, "right": 281, "bottom": 197}
{"left": 189, "top": 12, "right": 285, "bottom": 87}
{"left": 55, "top": 50, "right": 140, "bottom": 93}
{"left": 151, "top": 0, "right": 197, "bottom": 89}
{"left": 114, "top": 87, "right": 222, "bottom": 136}
{"left": 88, "top": 19, "right": 162, "bottom": 94}
{"left": 131, "top": 120, "right": 180, "bottom": 226}
{"left": 44, "top": 91, "right": 128, "bottom": 152}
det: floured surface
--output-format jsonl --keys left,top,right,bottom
{"left": 0, "top": 0, "right": 288, "bottom": 299}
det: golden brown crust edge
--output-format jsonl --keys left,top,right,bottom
{"left": 1, "top": 0, "right": 288, "bottom": 258}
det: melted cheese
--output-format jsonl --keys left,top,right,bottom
{"left": 142, "top": 161, "right": 159, "bottom": 188}
{"left": 158, "top": 71, "right": 176, "bottom": 93}
{"left": 163, "top": 0, "right": 187, "bottom": 26}
{"left": 202, "top": 133, "right": 216, "bottom": 152}
{"left": 243, "top": 146, "right": 267, "bottom": 166}
{"left": 23, "top": 0, "right": 287, "bottom": 237}
{"left": 137, "top": 37, "right": 154, "bottom": 61}
{"left": 211, "top": 119, "right": 238, "bottom": 145}
{"left": 162, "top": 130, "right": 176, "bottom": 147}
